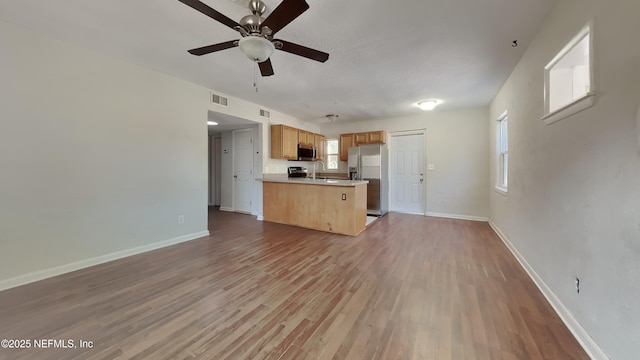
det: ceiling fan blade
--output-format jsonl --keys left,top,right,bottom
{"left": 261, "top": 0, "right": 309, "bottom": 35}
{"left": 276, "top": 40, "right": 329, "bottom": 62}
{"left": 178, "top": 0, "right": 240, "bottom": 30}
{"left": 259, "top": 59, "right": 275, "bottom": 76}
{"left": 188, "top": 40, "right": 238, "bottom": 56}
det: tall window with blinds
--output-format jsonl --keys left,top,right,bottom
{"left": 496, "top": 111, "right": 508, "bottom": 194}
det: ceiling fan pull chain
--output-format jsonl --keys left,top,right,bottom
{"left": 253, "top": 62, "right": 259, "bottom": 92}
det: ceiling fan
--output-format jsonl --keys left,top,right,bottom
{"left": 178, "top": 0, "right": 329, "bottom": 77}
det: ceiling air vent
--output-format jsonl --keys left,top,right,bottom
{"left": 211, "top": 93, "right": 228, "bottom": 106}
{"left": 260, "top": 109, "right": 270, "bottom": 118}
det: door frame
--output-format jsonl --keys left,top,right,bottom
{"left": 388, "top": 129, "right": 427, "bottom": 216}
{"left": 232, "top": 128, "right": 254, "bottom": 214}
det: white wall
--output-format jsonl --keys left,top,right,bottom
{"left": 489, "top": 0, "right": 640, "bottom": 358}
{"left": 320, "top": 108, "right": 489, "bottom": 219}
{"left": 0, "top": 20, "right": 210, "bottom": 286}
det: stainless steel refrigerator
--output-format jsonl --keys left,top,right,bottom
{"left": 348, "top": 144, "right": 389, "bottom": 216}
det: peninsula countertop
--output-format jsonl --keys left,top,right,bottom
{"left": 257, "top": 175, "right": 368, "bottom": 187}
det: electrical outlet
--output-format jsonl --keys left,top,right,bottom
{"left": 575, "top": 277, "right": 580, "bottom": 293}
{"left": 342, "top": 194, "right": 346, "bottom": 200}
{"left": 178, "top": 215, "right": 185, "bottom": 225}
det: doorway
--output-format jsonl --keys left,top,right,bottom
{"left": 389, "top": 131, "right": 426, "bottom": 215}
{"left": 207, "top": 111, "right": 260, "bottom": 217}
{"left": 233, "top": 128, "right": 253, "bottom": 213}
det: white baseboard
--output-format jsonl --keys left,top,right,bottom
{"left": 256, "top": 215, "right": 264, "bottom": 221}
{"left": 426, "top": 212, "right": 488, "bottom": 222}
{"left": 219, "top": 206, "right": 233, "bottom": 212}
{"left": 487, "top": 220, "right": 609, "bottom": 360}
{"left": 0, "top": 230, "right": 210, "bottom": 292}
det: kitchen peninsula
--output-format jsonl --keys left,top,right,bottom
{"left": 259, "top": 176, "right": 368, "bottom": 236}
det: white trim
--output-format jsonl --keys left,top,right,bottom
{"left": 391, "top": 210, "right": 425, "bottom": 216}
{"left": 542, "top": 93, "right": 595, "bottom": 125}
{"left": 496, "top": 110, "right": 508, "bottom": 122}
{"left": 496, "top": 111, "right": 508, "bottom": 191}
{"left": 543, "top": 20, "right": 595, "bottom": 123}
{"left": 488, "top": 220, "right": 609, "bottom": 360}
{"left": 388, "top": 128, "right": 426, "bottom": 136}
{"left": 495, "top": 185, "right": 508, "bottom": 195}
{"left": 0, "top": 230, "right": 210, "bottom": 292}
{"left": 545, "top": 21, "right": 591, "bottom": 70}
{"left": 256, "top": 215, "right": 264, "bottom": 221}
{"left": 426, "top": 212, "right": 488, "bottom": 222}
{"left": 219, "top": 206, "right": 234, "bottom": 212}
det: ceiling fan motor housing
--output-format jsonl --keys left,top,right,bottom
{"left": 249, "top": 0, "right": 266, "bottom": 15}
{"left": 240, "top": 14, "right": 265, "bottom": 33}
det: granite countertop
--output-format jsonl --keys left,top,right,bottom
{"left": 257, "top": 175, "right": 368, "bottom": 187}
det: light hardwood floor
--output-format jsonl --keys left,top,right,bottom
{"left": 0, "top": 208, "right": 588, "bottom": 360}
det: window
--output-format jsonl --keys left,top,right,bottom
{"left": 496, "top": 111, "right": 508, "bottom": 194}
{"left": 326, "top": 139, "right": 339, "bottom": 170}
{"left": 543, "top": 21, "right": 595, "bottom": 124}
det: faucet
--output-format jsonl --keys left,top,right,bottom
{"left": 312, "top": 161, "right": 325, "bottom": 180}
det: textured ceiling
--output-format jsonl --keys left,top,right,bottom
{"left": 0, "top": 0, "right": 558, "bottom": 123}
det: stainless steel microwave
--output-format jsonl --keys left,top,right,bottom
{"left": 297, "top": 144, "right": 316, "bottom": 161}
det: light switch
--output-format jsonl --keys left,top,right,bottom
{"left": 427, "top": 164, "right": 435, "bottom": 170}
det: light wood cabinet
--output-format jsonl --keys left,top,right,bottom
{"left": 339, "top": 133, "right": 355, "bottom": 161}
{"left": 314, "top": 134, "right": 326, "bottom": 160}
{"left": 298, "top": 130, "right": 314, "bottom": 147}
{"left": 272, "top": 125, "right": 328, "bottom": 160}
{"left": 354, "top": 131, "right": 386, "bottom": 145}
{"left": 263, "top": 181, "right": 367, "bottom": 236}
{"left": 340, "top": 131, "right": 386, "bottom": 160}
{"left": 354, "top": 132, "right": 369, "bottom": 145}
{"left": 367, "top": 130, "right": 386, "bottom": 144}
{"left": 271, "top": 124, "right": 299, "bottom": 160}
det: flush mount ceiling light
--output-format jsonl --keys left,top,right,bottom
{"left": 207, "top": 121, "right": 219, "bottom": 126}
{"left": 418, "top": 100, "right": 440, "bottom": 111}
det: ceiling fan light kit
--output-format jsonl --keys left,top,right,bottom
{"left": 238, "top": 36, "right": 275, "bottom": 62}
{"left": 178, "top": 0, "right": 329, "bottom": 77}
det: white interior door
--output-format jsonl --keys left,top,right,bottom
{"left": 390, "top": 133, "right": 425, "bottom": 214}
{"left": 214, "top": 136, "right": 222, "bottom": 206}
{"left": 233, "top": 129, "right": 253, "bottom": 213}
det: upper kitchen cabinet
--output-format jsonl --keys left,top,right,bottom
{"left": 355, "top": 131, "right": 386, "bottom": 145}
{"left": 298, "top": 130, "right": 315, "bottom": 147}
{"left": 271, "top": 124, "right": 298, "bottom": 160}
{"left": 366, "top": 130, "right": 386, "bottom": 144}
{"left": 314, "top": 134, "right": 326, "bottom": 160}
{"left": 339, "top": 133, "right": 355, "bottom": 161}
{"left": 340, "top": 131, "right": 386, "bottom": 160}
